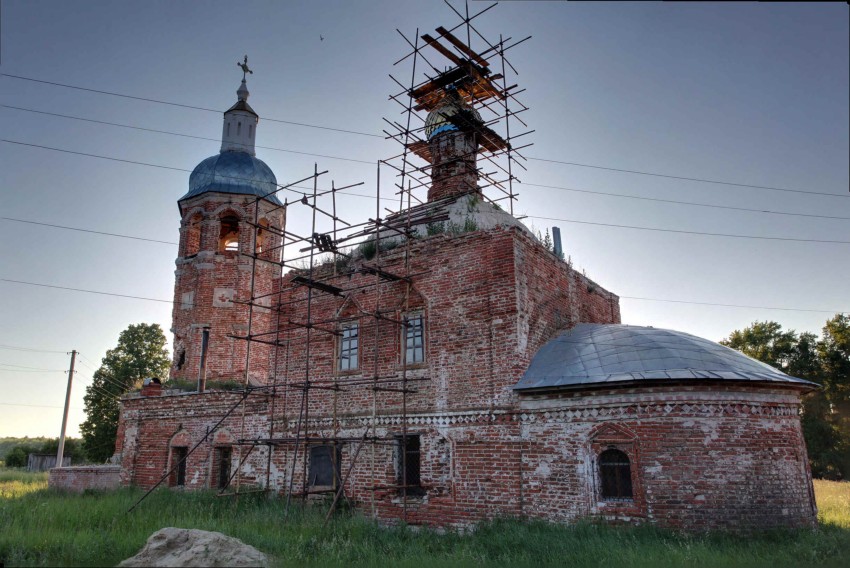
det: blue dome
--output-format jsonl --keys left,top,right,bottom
{"left": 181, "top": 151, "right": 281, "bottom": 205}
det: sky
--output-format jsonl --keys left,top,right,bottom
{"left": 1, "top": 1, "right": 848, "bottom": 440}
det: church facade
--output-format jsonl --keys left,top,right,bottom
{"left": 114, "top": 63, "right": 818, "bottom": 531}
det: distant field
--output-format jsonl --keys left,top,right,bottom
{"left": 0, "top": 470, "right": 847, "bottom": 567}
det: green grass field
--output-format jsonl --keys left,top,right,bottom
{"left": 0, "top": 470, "right": 847, "bottom": 567}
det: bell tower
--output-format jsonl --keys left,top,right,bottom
{"left": 170, "top": 57, "right": 284, "bottom": 387}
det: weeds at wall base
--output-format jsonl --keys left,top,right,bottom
{"left": 1, "top": 472, "right": 848, "bottom": 567}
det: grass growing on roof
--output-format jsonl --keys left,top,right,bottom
{"left": 1, "top": 471, "right": 848, "bottom": 567}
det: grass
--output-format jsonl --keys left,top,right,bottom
{"left": 0, "top": 471, "right": 847, "bottom": 567}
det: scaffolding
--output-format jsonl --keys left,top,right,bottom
{"left": 129, "top": 1, "right": 531, "bottom": 523}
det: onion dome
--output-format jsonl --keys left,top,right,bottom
{"left": 181, "top": 152, "right": 280, "bottom": 205}
{"left": 179, "top": 66, "right": 281, "bottom": 208}
{"left": 514, "top": 324, "right": 817, "bottom": 391}
{"left": 424, "top": 89, "right": 483, "bottom": 140}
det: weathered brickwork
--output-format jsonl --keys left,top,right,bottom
{"left": 171, "top": 194, "right": 284, "bottom": 385}
{"left": 48, "top": 466, "right": 121, "bottom": 492}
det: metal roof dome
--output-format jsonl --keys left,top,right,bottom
{"left": 180, "top": 151, "right": 281, "bottom": 205}
{"left": 424, "top": 91, "right": 483, "bottom": 140}
{"left": 514, "top": 323, "right": 816, "bottom": 391}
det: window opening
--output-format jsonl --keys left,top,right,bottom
{"left": 226, "top": 122, "right": 231, "bottom": 137}
{"left": 249, "top": 124, "right": 253, "bottom": 138}
{"left": 219, "top": 215, "right": 240, "bottom": 252}
{"left": 215, "top": 446, "right": 232, "bottom": 489}
{"left": 308, "top": 445, "right": 340, "bottom": 488}
{"left": 395, "top": 434, "right": 424, "bottom": 496}
{"left": 599, "top": 448, "right": 633, "bottom": 500}
{"left": 237, "top": 122, "right": 241, "bottom": 136}
{"left": 404, "top": 313, "right": 425, "bottom": 364}
{"left": 338, "top": 324, "right": 359, "bottom": 371}
{"left": 171, "top": 447, "right": 188, "bottom": 487}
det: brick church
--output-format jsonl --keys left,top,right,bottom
{"left": 114, "top": 47, "right": 818, "bottom": 531}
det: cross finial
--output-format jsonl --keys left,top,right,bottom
{"left": 237, "top": 55, "right": 253, "bottom": 81}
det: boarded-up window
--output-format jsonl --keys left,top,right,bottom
{"left": 395, "top": 434, "right": 424, "bottom": 496}
{"left": 171, "top": 447, "right": 188, "bottom": 487}
{"left": 599, "top": 449, "right": 632, "bottom": 500}
{"left": 215, "top": 446, "right": 232, "bottom": 490}
{"left": 308, "top": 445, "right": 339, "bottom": 488}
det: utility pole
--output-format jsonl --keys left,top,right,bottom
{"left": 56, "top": 350, "right": 76, "bottom": 468}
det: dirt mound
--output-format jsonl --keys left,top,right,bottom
{"left": 118, "top": 527, "right": 268, "bottom": 567}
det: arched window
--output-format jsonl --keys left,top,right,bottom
{"left": 599, "top": 448, "right": 633, "bottom": 500}
{"left": 219, "top": 215, "right": 240, "bottom": 252}
{"left": 248, "top": 124, "right": 253, "bottom": 138}
{"left": 237, "top": 122, "right": 242, "bottom": 136}
{"left": 226, "top": 122, "right": 231, "bottom": 137}
{"left": 255, "top": 218, "right": 269, "bottom": 256}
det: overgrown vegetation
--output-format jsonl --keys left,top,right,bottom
{"left": 1, "top": 471, "right": 847, "bottom": 567}
{"left": 722, "top": 316, "right": 850, "bottom": 479}
{"left": 81, "top": 323, "right": 171, "bottom": 463}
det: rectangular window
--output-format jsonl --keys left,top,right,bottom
{"left": 395, "top": 434, "right": 424, "bottom": 496}
{"left": 338, "top": 323, "right": 359, "bottom": 371}
{"left": 308, "top": 445, "right": 340, "bottom": 488}
{"left": 171, "top": 447, "right": 188, "bottom": 487}
{"left": 215, "top": 446, "right": 232, "bottom": 490}
{"left": 403, "top": 313, "right": 425, "bottom": 365}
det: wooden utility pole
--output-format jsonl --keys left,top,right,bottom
{"left": 56, "top": 350, "right": 76, "bottom": 468}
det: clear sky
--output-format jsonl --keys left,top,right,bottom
{"left": 1, "top": 1, "right": 848, "bottom": 440}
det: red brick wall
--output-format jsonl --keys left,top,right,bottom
{"left": 48, "top": 466, "right": 121, "bottom": 492}
{"left": 117, "top": 215, "right": 815, "bottom": 531}
{"left": 171, "top": 194, "right": 284, "bottom": 386}
{"left": 428, "top": 131, "right": 479, "bottom": 202}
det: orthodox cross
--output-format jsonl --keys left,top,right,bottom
{"left": 237, "top": 55, "right": 253, "bottom": 81}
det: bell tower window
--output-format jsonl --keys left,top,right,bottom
{"left": 219, "top": 215, "right": 240, "bottom": 253}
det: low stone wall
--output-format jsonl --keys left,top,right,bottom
{"left": 49, "top": 465, "right": 121, "bottom": 492}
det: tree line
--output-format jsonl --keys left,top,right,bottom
{"left": 721, "top": 314, "right": 849, "bottom": 479}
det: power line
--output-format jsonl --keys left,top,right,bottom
{"left": 7, "top": 103, "right": 844, "bottom": 221}
{"left": 519, "top": 182, "right": 850, "bottom": 221}
{"left": 2, "top": 104, "right": 375, "bottom": 165}
{"left": 0, "top": 278, "right": 173, "bottom": 304}
{"left": 1, "top": 74, "right": 384, "bottom": 138}
{"left": 1, "top": 217, "right": 178, "bottom": 245}
{"left": 0, "top": 363, "right": 66, "bottom": 371}
{"left": 618, "top": 296, "right": 844, "bottom": 314}
{"left": 1, "top": 276, "right": 844, "bottom": 314}
{"left": 0, "top": 402, "right": 82, "bottom": 410}
{"left": 525, "top": 214, "right": 850, "bottom": 245}
{"left": 526, "top": 157, "right": 849, "bottom": 199}
{"left": 5, "top": 73, "right": 846, "bottom": 198}
{"left": 0, "top": 344, "right": 68, "bottom": 354}
{"left": 1, "top": 140, "right": 364, "bottom": 200}
{"left": 6, "top": 139, "right": 846, "bottom": 245}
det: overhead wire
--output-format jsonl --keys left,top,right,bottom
{"left": 1, "top": 74, "right": 383, "bottom": 138}
{"left": 0, "top": 277, "right": 844, "bottom": 314}
{"left": 3, "top": 73, "right": 847, "bottom": 198}
{"left": 3, "top": 140, "right": 847, "bottom": 245}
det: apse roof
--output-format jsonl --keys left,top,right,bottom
{"left": 181, "top": 151, "right": 281, "bottom": 206}
{"left": 513, "top": 323, "right": 817, "bottom": 392}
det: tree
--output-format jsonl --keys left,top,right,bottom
{"left": 80, "top": 323, "right": 170, "bottom": 463}
{"left": 722, "top": 318, "right": 849, "bottom": 479}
